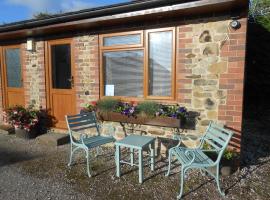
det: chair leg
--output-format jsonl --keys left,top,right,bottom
{"left": 215, "top": 164, "right": 225, "bottom": 196}
{"left": 95, "top": 147, "right": 100, "bottom": 158}
{"left": 68, "top": 146, "right": 80, "bottom": 167}
{"left": 68, "top": 144, "right": 73, "bottom": 166}
{"left": 177, "top": 167, "right": 185, "bottom": 200}
{"left": 165, "top": 148, "right": 173, "bottom": 176}
{"left": 85, "top": 149, "right": 91, "bottom": 177}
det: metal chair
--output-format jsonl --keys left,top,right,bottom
{"left": 166, "top": 122, "right": 234, "bottom": 199}
{"left": 66, "top": 112, "right": 115, "bottom": 177}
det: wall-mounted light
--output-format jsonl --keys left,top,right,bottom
{"left": 230, "top": 20, "right": 241, "bottom": 30}
{"left": 26, "top": 38, "right": 35, "bottom": 51}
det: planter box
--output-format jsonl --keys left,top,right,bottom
{"left": 15, "top": 127, "right": 37, "bottom": 139}
{"left": 98, "top": 112, "right": 183, "bottom": 128}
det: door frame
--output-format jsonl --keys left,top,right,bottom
{"left": 0, "top": 44, "right": 24, "bottom": 108}
{"left": 45, "top": 38, "right": 76, "bottom": 128}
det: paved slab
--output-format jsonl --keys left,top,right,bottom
{"left": 36, "top": 133, "right": 70, "bottom": 146}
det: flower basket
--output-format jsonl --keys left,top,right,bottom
{"left": 98, "top": 112, "right": 183, "bottom": 128}
{"left": 15, "top": 127, "right": 37, "bottom": 139}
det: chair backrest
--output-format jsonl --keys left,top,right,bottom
{"left": 200, "top": 122, "right": 234, "bottom": 162}
{"left": 65, "top": 112, "right": 100, "bottom": 143}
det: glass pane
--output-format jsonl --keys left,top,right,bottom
{"left": 5, "top": 48, "right": 22, "bottom": 88}
{"left": 51, "top": 44, "right": 71, "bottom": 89}
{"left": 103, "top": 34, "right": 141, "bottom": 46}
{"left": 148, "top": 31, "right": 173, "bottom": 96}
{"left": 103, "top": 50, "right": 144, "bottom": 97}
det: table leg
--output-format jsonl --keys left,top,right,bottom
{"left": 130, "top": 148, "right": 134, "bottom": 166}
{"left": 138, "top": 149, "right": 143, "bottom": 183}
{"left": 115, "top": 145, "right": 121, "bottom": 177}
{"left": 150, "top": 142, "right": 155, "bottom": 171}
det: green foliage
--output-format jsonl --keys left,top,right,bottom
{"left": 223, "top": 149, "right": 238, "bottom": 160}
{"left": 136, "top": 101, "right": 160, "bottom": 117}
{"left": 33, "top": 12, "right": 52, "bottom": 19}
{"left": 250, "top": 0, "right": 270, "bottom": 31}
{"left": 96, "top": 97, "right": 119, "bottom": 114}
{"left": 3, "top": 105, "right": 40, "bottom": 131}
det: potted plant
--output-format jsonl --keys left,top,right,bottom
{"left": 220, "top": 149, "right": 239, "bottom": 176}
{"left": 4, "top": 105, "right": 40, "bottom": 139}
{"left": 82, "top": 98, "right": 189, "bottom": 128}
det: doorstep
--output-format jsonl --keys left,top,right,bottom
{"left": 0, "top": 124, "right": 15, "bottom": 135}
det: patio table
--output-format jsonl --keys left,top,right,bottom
{"left": 115, "top": 135, "right": 156, "bottom": 183}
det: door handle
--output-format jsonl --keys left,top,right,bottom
{"left": 68, "top": 76, "right": 74, "bottom": 87}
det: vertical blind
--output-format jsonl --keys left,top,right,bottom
{"left": 148, "top": 31, "right": 172, "bottom": 96}
{"left": 103, "top": 50, "right": 144, "bottom": 97}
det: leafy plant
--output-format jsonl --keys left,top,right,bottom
{"left": 96, "top": 97, "right": 119, "bottom": 114}
{"left": 157, "top": 104, "right": 188, "bottom": 119}
{"left": 223, "top": 149, "right": 238, "bottom": 160}
{"left": 249, "top": 0, "right": 270, "bottom": 32}
{"left": 82, "top": 99, "right": 188, "bottom": 121}
{"left": 3, "top": 105, "right": 40, "bottom": 131}
{"left": 136, "top": 101, "right": 160, "bottom": 117}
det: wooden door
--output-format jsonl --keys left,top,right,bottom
{"left": 1, "top": 45, "right": 25, "bottom": 107}
{"left": 46, "top": 39, "right": 76, "bottom": 129}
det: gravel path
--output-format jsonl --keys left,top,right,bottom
{"left": 0, "top": 118, "right": 269, "bottom": 200}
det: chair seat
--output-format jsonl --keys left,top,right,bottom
{"left": 171, "top": 147, "right": 214, "bottom": 166}
{"left": 81, "top": 135, "right": 115, "bottom": 148}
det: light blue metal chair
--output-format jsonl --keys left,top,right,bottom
{"left": 166, "top": 122, "right": 234, "bottom": 199}
{"left": 65, "top": 112, "right": 115, "bottom": 177}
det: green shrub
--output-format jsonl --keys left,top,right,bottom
{"left": 96, "top": 97, "right": 119, "bottom": 114}
{"left": 137, "top": 101, "right": 160, "bottom": 117}
{"left": 223, "top": 149, "right": 238, "bottom": 160}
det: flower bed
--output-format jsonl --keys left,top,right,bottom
{"left": 81, "top": 98, "right": 188, "bottom": 128}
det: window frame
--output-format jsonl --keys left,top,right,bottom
{"left": 100, "top": 30, "right": 144, "bottom": 50}
{"left": 99, "top": 27, "right": 176, "bottom": 101}
{"left": 145, "top": 27, "right": 176, "bottom": 100}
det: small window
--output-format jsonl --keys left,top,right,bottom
{"left": 103, "top": 34, "right": 141, "bottom": 47}
{"left": 51, "top": 44, "right": 71, "bottom": 89}
{"left": 148, "top": 31, "right": 173, "bottom": 97}
{"left": 103, "top": 50, "right": 144, "bottom": 97}
{"left": 5, "top": 48, "right": 22, "bottom": 88}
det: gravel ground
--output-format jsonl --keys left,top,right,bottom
{"left": 0, "top": 118, "right": 269, "bottom": 200}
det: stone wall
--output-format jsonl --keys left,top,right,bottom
{"left": 177, "top": 16, "right": 247, "bottom": 150}
{"left": 23, "top": 41, "right": 46, "bottom": 109}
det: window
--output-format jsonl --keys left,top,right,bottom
{"left": 103, "top": 50, "right": 144, "bottom": 97}
{"left": 5, "top": 48, "right": 22, "bottom": 88}
{"left": 103, "top": 34, "right": 141, "bottom": 47}
{"left": 148, "top": 31, "right": 173, "bottom": 97}
{"left": 100, "top": 28, "right": 175, "bottom": 100}
{"left": 51, "top": 44, "right": 71, "bottom": 89}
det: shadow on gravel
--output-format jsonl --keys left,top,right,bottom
{"left": 0, "top": 147, "right": 40, "bottom": 167}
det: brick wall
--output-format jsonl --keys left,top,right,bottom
{"left": 73, "top": 35, "right": 100, "bottom": 113}
{"left": 23, "top": 41, "right": 46, "bottom": 109}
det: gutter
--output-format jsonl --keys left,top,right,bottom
{"left": 0, "top": 0, "right": 189, "bottom": 33}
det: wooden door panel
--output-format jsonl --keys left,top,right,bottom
{"left": 51, "top": 93, "right": 75, "bottom": 128}
{"left": 46, "top": 39, "right": 76, "bottom": 129}
{"left": 1, "top": 45, "right": 25, "bottom": 108}
{"left": 7, "top": 91, "right": 24, "bottom": 106}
